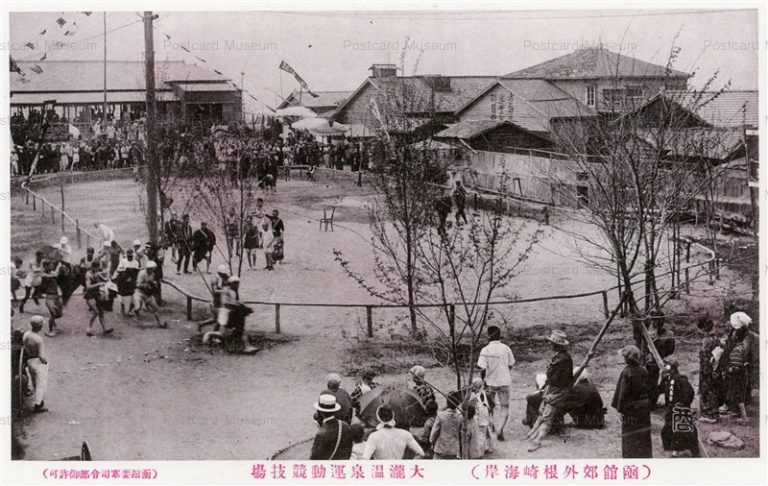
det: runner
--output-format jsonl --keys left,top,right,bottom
{"left": 85, "top": 260, "right": 114, "bottom": 336}
{"left": 132, "top": 261, "right": 168, "bottom": 328}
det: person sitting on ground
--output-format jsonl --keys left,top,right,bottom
{"left": 524, "top": 367, "right": 605, "bottom": 430}
{"left": 430, "top": 391, "right": 463, "bottom": 459}
{"left": 363, "top": 404, "right": 424, "bottom": 460}
{"left": 526, "top": 330, "right": 574, "bottom": 452}
{"left": 351, "top": 369, "right": 380, "bottom": 416}
{"left": 408, "top": 365, "right": 436, "bottom": 407}
{"left": 310, "top": 394, "right": 354, "bottom": 460}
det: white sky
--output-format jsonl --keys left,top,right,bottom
{"left": 8, "top": 8, "right": 760, "bottom": 113}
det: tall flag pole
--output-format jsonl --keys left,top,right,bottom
{"left": 103, "top": 12, "right": 108, "bottom": 124}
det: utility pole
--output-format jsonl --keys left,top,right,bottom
{"left": 144, "top": 11, "right": 159, "bottom": 244}
{"left": 103, "top": 12, "right": 108, "bottom": 124}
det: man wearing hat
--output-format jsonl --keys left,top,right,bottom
{"left": 409, "top": 365, "right": 436, "bottom": 407}
{"left": 527, "top": 329, "right": 573, "bottom": 452}
{"left": 310, "top": 394, "right": 354, "bottom": 460}
{"left": 131, "top": 240, "right": 146, "bottom": 269}
{"left": 322, "top": 373, "right": 353, "bottom": 424}
{"left": 23, "top": 315, "right": 49, "bottom": 413}
{"left": 363, "top": 404, "right": 424, "bottom": 460}
{"left": 477, "top": 326, "right": 515, "bottom": 441}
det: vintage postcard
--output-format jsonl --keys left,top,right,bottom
{"left": 1, "top": 1, "right": 765, "bottom": 485}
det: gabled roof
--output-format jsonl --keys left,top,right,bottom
{"left": 11, "top": 60, "right": 229, "bottom": 93}
{"left": 434, "top": 119, "right": 550, "bottom": 141}
{"left": 332, "top": 75, "right": 496, "bottom": 119}
{"left": 667, "top": 90, "right": 759, "bottom": 128}
{"left": 276, "top": 90, "right": 352, "bottom": 110}
{"left": 638, "top": 127, "right": 746, "bottom": 160}
{"left": 620, "top": 90, "right": 759, "bottom": 129}
{"left": 455, "top": 78, "right": 597, "bottom": 132}
{"left": 503, "top": 47, "right": 690, "bottom": 80}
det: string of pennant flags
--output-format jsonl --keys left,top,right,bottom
{"left": 10, "top": 11, "right": 97, "bottom": 78}
{"left": 9, "top": 11, "right": 321, "bottom": 115}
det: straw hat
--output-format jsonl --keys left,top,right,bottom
{"left": 314, "top": 394, "right": 341, "bottom": 413}
{"left": 547, "top": 330, "right": 569, "bottom": 346}
{"left": 729, "top": 312, "right": 751, "bottom": 330}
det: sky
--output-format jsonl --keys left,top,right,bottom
{"left": 8, "top": 8, "right": 761, "bottom": 113}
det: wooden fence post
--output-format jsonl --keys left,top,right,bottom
{"left": 366, "top": 306, "right": 373, "bottom": 338}
{"left": 186, "top": 296, "right": 192, "bottom": 320}
{"left": 601, "top": 291, "right": 609, "bottom": 318}
{"left": 275, "top": 304, "right": 281, "bottom": 334}
{"left": 76, "top": 220, "right": 82, "bottom": 249}
{"left": 32, "top": 194, "right": 36, "bottom": 211}
{"left": 25, "top": 191, "right": 29, "bottom": 205}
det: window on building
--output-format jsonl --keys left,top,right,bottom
{"left": 602, "top": 88, "right": 625, "bottom": 109}
{"left": 586, "top": 85, "right": 596, "bottom": 106}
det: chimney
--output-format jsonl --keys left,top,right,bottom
{"left": 369, "top": 63, "right": 398, "bottom": 78}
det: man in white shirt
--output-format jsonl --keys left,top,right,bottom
{"left": 23, "top": 315, "right": 49, "bottom": 413}
{"left": 362, "top": 405, "right": 424, "bottom": 460}
{"left": 94, "top": 222, "right": 115, "bottom": 248}
{"left": 477, "top": 325, "right": 515, "bottom": 441}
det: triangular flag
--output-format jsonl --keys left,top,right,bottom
{"left": 39, "top": 29, "right": 47, "bottom": 35}
{"left": 214, "top": 69, "right": 222, "bottom": 75}
{"left": 40, "top": 53, "right": 47, "bottom": 61}
{"left": 180, "top": 46, "right": 190, "bottom": 53}
{"left": 64, "top": 30, "right": 74, "bottom": 36}
{"left": 25, "top": 42, "right": 35, "bottom": 49}
{"left": 56, "top": 17, "right": 67, "bottom": 27}
{"left": 10, "top": 56, "right": 21, "bottom": 73}
{"left": 195, "top": 56, "right": 206, "bottom": 63}
{"left": 30, "top": 64, "right": 44, "bottom": 74}
{"left": 82, "top": 11, "right": 92, "bottom": 16}
{"left": 164, "top": 33, "right": 171, "bottom": 40}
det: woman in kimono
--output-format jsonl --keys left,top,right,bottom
{"left": 660, "top": 360, "right": 700, "bottom": 457}
{"left": 611, "top": 345, "right": 652, "bottom": 458}
{"left": 697, "top": 316, "right": 723, "bottom": 423}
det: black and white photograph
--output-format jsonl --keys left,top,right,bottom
{"left": 3, "top": 2, "right": 765, "bottom": 485}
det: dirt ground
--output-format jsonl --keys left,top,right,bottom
{"left": 11, "top": 176, "right": 759, "bottom": 460}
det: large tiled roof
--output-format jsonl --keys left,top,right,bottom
{"left": 435, "top": 119, "right": 510, "bottom": 139}
{"left": 11, "top": 60, "right": 229, "bottom": 92}
{"left": 503, "top": 47, "right": 690, "bottom": 80}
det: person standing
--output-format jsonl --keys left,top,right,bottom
{"left": 477, "top": 325, "right": 515, "bottom": 441}
{"left": 225, "top": 208, "right": 241, "bottom": 257}
{"left": 453, "top": 180, "right": 468, "bottom": 225}
{"left": 265, "top": 209, "right": 285, "bottom": 271}
{"left": 19, "top": 251, "right": 44, "bottom": 313}
{"left": 40, "top": 260, "right": 63, "bottom": 337}
{"left": 724, "top": 312, "right": 752, "bottom": 422}
{"left": 243, "top": 219, "right": 260, "bottom": 270}
{"left": 429, "top": 391, "right": 463, "bottom": 459}
{"left": 323, "top": 373, "right": 354, "bottom": 424}
{"left": 310, "top": 394, "right": 354, "bottom": 460}
{"left": 85, "top": 260, "right": 113, "bottom": 336}
{"left": 23, "top": 315, "right": 49, "bottom": 413}
{"left": 93, "top": 222, "right": 115, "bottom": 248}
{"left": 164, "top": 213, "right": 181, "bottom": 264}
{"left": 57, "top": 236, "right": 72, "bottom": 263}
{"left": 468, "top": 377, "right": 496, "bottom": 456}
{"left": 660, "top": 360, "right": 700, "bottom": 457}
{"left": 133, "top": 261, "right": 167, "bottom": 328}
{"left": 527, "top": 330, "right": 573, "bottom": 452}
{"left": 176, "top": 214, "right": 193, "bottom": 275}
{"left": 408, "top": 365, "right": 436, "bottom": 407}
{"left": 363, "top": 404, "right": 425, "bottom": 460}
{"left": 611, "top": 344, "right": 653, "bottom": 458}
{"left": 697, "top": 316, "right": 723, "bottom": 423}
{"left": 191, "top": 222, "right": 213, "bottom": 272}
{"left": 350, "top": 369, "right": 379, "bottom": 417}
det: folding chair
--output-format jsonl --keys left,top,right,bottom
{"left": 319, "top": 207, "right": 336, "bottom": 232}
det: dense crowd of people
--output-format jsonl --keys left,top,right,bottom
{"left": 306, "top": 314, "right": 756, "bottom": 460}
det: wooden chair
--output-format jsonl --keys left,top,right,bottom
{"left": 319, "top": 207, "right": 336, "bottom": 232}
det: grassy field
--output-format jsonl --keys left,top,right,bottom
{"left": 11, "top": 174, "right": 759, "bottom": 460}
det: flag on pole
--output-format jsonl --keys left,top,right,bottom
{"left": 56, "top": 17, "right": 67, "bottom": 27}
{"left": 39, "top": 29, "right": 47, "bottom": 35}
{"left": 278, "top": 60, "right": 318, "bottom": 97}
{"left": 30, "top": 65, "right": 44, "bottom": 74}
{"left": 25, "top": 42, "right": 35, "bottom": 49}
